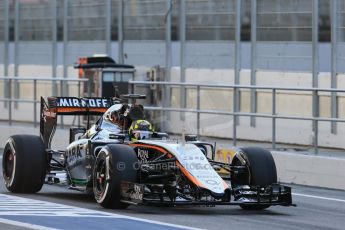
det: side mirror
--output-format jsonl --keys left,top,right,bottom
{"left": 109, "top": 133, "right": 126, "bottom": 141}
{"left": 153, "top": 132, "right": 169, "bottom": 140}
{"left": 185, "top": 134, "right": 198, "bottom": 142}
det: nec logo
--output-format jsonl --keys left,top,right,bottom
{"left": 57, "top": 97, "right": 109, "bottom": 108}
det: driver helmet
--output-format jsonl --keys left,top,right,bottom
{"left": 104, "top": 104, "right": 123, "bottom": 124}
{"left": 129, "top": 120, "right": 154, "bottom": 141}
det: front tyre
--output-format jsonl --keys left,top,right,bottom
{"left": 2, "top": 135, "right": 47, "bottom": 193}
{"left": 93, "top": 144, "right": 138, "bottom": 209}
{"left": 232, "top": 147, "right": 277, "bottom": 210}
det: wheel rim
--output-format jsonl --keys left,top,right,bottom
{"left": 95, "top": 159, "right": 106, "bottom": 193}
{"left": 3, "top": 150, "right": 15, "bottom": 183}
{"left": 93, "top": 155, "right": 110, "bottom": 203}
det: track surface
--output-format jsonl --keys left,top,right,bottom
{"left": 0, "top": 156, "right": 344, "bottom": 230}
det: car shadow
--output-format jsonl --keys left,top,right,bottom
{"left": 125, "top": 205, "right": 291, "bottom": 216}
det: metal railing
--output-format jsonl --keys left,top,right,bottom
{"left": 129, "top": 80, "right": 345, "bottom": 154}
{"left": 1, "top": 0, "right": 344, "bottom": 135}
{"left": 0, "top": 77, "right": 89, "bottom": 127}
{"left": 1, "top": 77, "right": 345, "bottom": 154}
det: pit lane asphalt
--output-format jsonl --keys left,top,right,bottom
{"left": 0, "top": 155, "right": 344, "bottom": 230}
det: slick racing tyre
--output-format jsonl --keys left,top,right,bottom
{"left": 2, "top": 135, "right": 47, "bottom": 193}
{"left": 93, "top": 144, "right": 138, "bottom": 209}
{"left": 232, "top": 147, "right": 277, "bottom": 210}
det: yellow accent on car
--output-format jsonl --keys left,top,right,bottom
{"left": 215, "top": 148, "right": 238, "bottom": 177}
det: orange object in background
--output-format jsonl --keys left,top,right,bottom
{"left": 216, "top": 149, "right": 237, "bottom": 164}
{"left": 78, "top": 57, "right": 88, "bottom": 78}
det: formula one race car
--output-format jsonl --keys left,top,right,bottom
{"left": 2, "top": 95, "right": 294, "bottom": 210}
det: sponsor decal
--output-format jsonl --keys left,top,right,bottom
{"left": 121, "top": 182, "right": 144, "bottom": 201}
{"left": 57, "top": 97, "right": 109, "bottom": 108}
{"left": 205, "top": 179, "right": 220, "bottom": 185}
{"left": 171, "top": 144, "right": 227, "bottom": 193}
{"left": 42, "top": 110, "right": 57, "bottom": 122}
{"left": 129, "top": 184, "right": 144, "bottom": 201}
{"left": 66, "top": 145, "right": 84, "bottom": 168}
{"left": 137, "top": 148, "right": 149, "bottom": 163}
{"left": 43, "top": 111, "right": 56, "bottom": 118}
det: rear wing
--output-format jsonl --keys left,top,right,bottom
{"left": 40, "top": 97, "right": 112, "bottom": 148}
{"left": 51, "top": 97, "right": 110, "bottom": 115}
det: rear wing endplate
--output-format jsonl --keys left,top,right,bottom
{"left": 40, "top": 97, "right": 111, "bottom": 148}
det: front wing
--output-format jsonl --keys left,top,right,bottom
{"left": 120, "top": 182, "right": 295, "bottom": 207}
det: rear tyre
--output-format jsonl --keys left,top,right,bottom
{"left": 93, "top": 144, "right": 138, "bottom": 209}
{"left": 232, "top": 147, "right": 277, "bottom": 210}
{"left": 2, "top": 135, "right": 47, "bottom": 193}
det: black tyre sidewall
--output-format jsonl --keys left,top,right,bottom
{"left": 240, "top": 147, "right": 277, "bottom": 186}
{"left": 2, "top": 135, "right": 47, "bottom": 193}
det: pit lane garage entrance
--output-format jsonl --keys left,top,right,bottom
{"left": 75, "top": 55, "right": 135, "bottom": 99}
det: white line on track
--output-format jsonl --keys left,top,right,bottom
{"left": 0, "top": 217, "right": 59, "bottom": 230}
{"left": 0, "top": 194, "right": 202, "bottom": 230}
{"left": 293, "top": 193, "right": 345, "bottom": 203}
